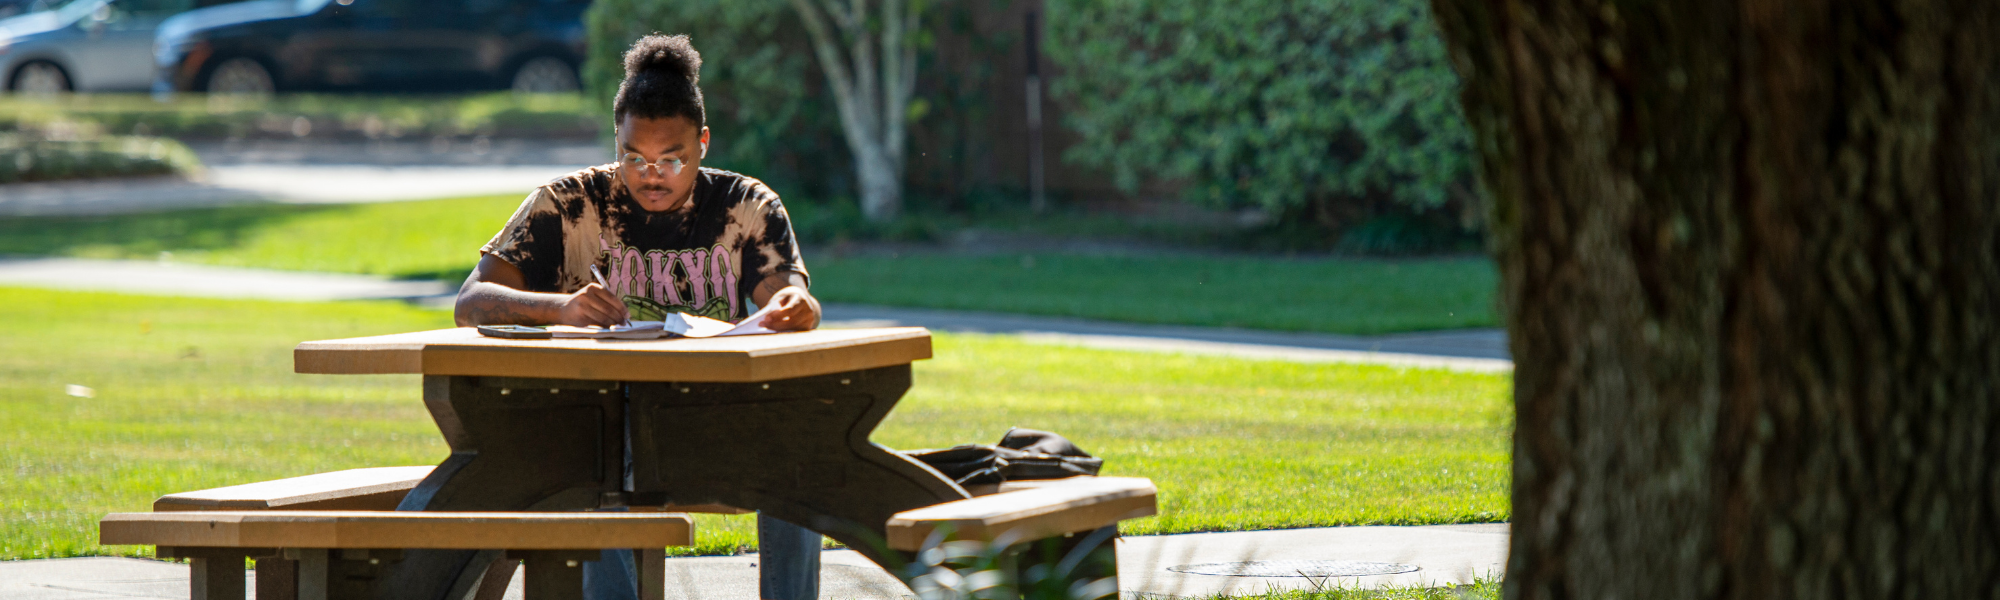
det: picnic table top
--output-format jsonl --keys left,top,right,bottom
{"left": 294, "top": 326, "right": 932, "bottom": 382}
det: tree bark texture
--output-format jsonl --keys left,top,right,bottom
{"left": 1428, "top": 1, "right": 2000, "bottom": 598}
{"left": 791, "top": 0, "right": 922, "bottom": 222}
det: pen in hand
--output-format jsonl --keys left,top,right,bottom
{"left": 588, "top": 264, "right": 633, "bottom": 328}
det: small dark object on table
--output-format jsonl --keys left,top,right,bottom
{"left": 476, "top": 325, "right": 552, "bottom": 340}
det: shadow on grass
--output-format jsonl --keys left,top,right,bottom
{"left": 0, "top": 203, "right": 344, "bottom": 261}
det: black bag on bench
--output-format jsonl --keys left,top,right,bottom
{"left": 902, "top": 428, "right": 1104, "bottom": 486}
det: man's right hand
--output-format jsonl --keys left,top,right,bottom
{"left": 558, "top": 283, "right": 632, "bottom": 327}
{"left": 456, "top": 254, "right": 633, "bottom": 327}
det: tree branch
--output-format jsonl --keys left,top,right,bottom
{"left": 881, "top": 0, "right": 916, "bottom": 174}
{"left": 815, "top": 0, "right": 858, "bottom": 33}
{"left": 789, "top": 0, "right": 873, "bottom": 157}
{"left": 849, "top": 0, "right": 881, "bottom": 143}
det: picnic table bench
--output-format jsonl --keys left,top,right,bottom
{"left": 99, "top": 327, "right": 1157, "bottom": 600}
{"left": 102, "top": 510, "right": 690, "bottom": 600}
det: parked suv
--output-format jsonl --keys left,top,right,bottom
{"left": 155, "top": 0, "right": 589, "bottom": 95}
{"left": 1, "top": 0, "right": 238, "bottom": 94}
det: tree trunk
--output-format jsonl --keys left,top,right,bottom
{"left": 791, "top": 0, "right": 921, "bottom": 223}
{"left": 1428, "top": 1, "right": 2000, "bottom": 598}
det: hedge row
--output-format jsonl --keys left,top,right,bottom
{"left": 1046, "top": 0, "right": 1479, "bottom": 231}
{"left": 0, "top": 134, "right": 203, "bottom": 184}
{"left": 0, "top": 93, "right": 599, "bottom": 141}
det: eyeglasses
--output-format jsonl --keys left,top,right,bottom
{"left": 620, "top": 152, "right": 686, "bottom": 178}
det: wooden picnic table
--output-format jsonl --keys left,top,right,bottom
{"left": 292, "top": 327, "right": 982, "bottom": 599}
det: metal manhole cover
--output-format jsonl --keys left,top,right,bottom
{"left": 1167, "top": 560, "right": 1420, "bottom": 578}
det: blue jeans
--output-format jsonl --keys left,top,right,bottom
{"left": 581, "top": 512, "right": 821, "bottom": 600}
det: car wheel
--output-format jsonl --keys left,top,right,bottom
{"left": 510, "top": 56, "right": 577, "bottom": 94}
{"left": 206, "top": 57, "right": 275, "bottom": 97}
{"left": 10, "top": 61, "right": 72, "bottom": 96}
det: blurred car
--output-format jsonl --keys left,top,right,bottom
{"left": 0, "top": 0, "right": 56, "bottom": 20}
{"left": 0, "top": 0, "right": 239, "bottom": 94}
{"left": 154, "top": 0, "right": 590, "bottom": 96}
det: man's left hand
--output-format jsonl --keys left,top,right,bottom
{"left": 759, "top": 285, "right": 821, "bottom": 331}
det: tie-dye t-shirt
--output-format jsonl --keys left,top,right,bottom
{"left": 480, "top": 165, "right": 808, "bottom": 322}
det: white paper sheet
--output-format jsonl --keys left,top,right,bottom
{"left": 663, "top": 303, "right": 780, "bottom": 338}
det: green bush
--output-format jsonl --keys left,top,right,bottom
{"left": 1045, "top": 0, "right": 1479, "bottom": 232}
{"left": 0, "top": 134, "right": 202, "bottom": 184}
{"left": 0, "top": 94, "right": 598, "bottom": 141}
{"left": 582, "top": 0, "right": 850, "bottom": 200}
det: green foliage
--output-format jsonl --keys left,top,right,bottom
{"left": 0, "top": 133, "right": 202, "bottom": 184}
{"left": 1332, "top": 214, "right": 1483, "bottom": 255}
{"left": 1220, "top": 578, "right": 1502, "bottom": 600}
{"left": 0, "top": 93, "right": 598, "bottom": 141}
{"left": 1044, "top": 0, "right": 1477, "bottom": 224}
{"left": 897, "top": 534, "right": 1120, "bottom": 600}
{"left": 582, "top": 0, "right": 849, "bottom": 198}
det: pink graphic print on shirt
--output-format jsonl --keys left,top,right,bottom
{"left": 601, "top": 239, "right": 738, "bottom": 321}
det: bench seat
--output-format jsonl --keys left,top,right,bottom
{"left": 101, "top": 511, "right": 692, "bottom": 600}
{"left": 148, "top": 470, "right": 1156, "bottom": 552}
{"left": 153, "top": 467, "right": 435, "bottom": 512}
{"left": 885, "top": 476, "right": 1157, "bottom": 551}
{"left": 130, "top": 470, "right": 1155, "bottom": 598}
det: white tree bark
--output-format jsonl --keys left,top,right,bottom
{"left": 791, "top": 0, "right": 923, "bottom": 222}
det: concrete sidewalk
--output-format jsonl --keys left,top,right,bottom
{"left": 0, "top": 258, "right": 450, "bottom": 302}
{"left": 0, "top": 524, "right": 1506, "bottom": 599}
{"left": 1, "top": 137, "right": 608, "bottom": 217}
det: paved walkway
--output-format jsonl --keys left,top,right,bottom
{"left": 0, "top": 258, "right": 451, "bottom": 302}
{"left": 0, "top": 524, "right": 1506, "bottom": 599}
{"left": 1, "top": 138, "right": 607, "bottom": 217}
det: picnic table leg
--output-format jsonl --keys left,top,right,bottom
{"left": 627, "top": 365, "right": 969, "bottom": 569}
{"left": 635, "top": 548, "right": 666, "bottom": 600}
{"left": 288, "top": 548, "right": 406, "bottom": 600}
{"left": 254, "top": 552, "right": 298, "bottom": 600}
{"left": 375, "top": 375, "right": 628, "bottom": 600}
{"left": 507, "top": 550, "right": 601, "bottom": 600}
{"left": 160, "top": 547, "right": 262, "bottom": 600}
{"left": 189, "top": 555, "right": 245, "bottom": 600}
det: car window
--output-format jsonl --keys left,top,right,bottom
{"left": 347, "top": 0, "right": 449, "bottom": 19}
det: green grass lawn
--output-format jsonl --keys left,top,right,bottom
{"left": 0, "top": 196, "right": 1499, "bottom": 334}
{"left": 0, "top": 287, "right": 1509, "bottom": 560}
{"left": 0, "top": 195, "right": 524, "bottom": 278}
{"left": 810, "top": 253, "right": 1497, "bottom": 334}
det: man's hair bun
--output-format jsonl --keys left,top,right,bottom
{"left": 623, "top": 33, "right": 701, "bottom": 85}
{"left": 614, "top": 34, "right": 705, "bottom": 126}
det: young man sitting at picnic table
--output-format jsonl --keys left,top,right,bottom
{"left": 453, "top": 34, "right": 826, "bottom": 600}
